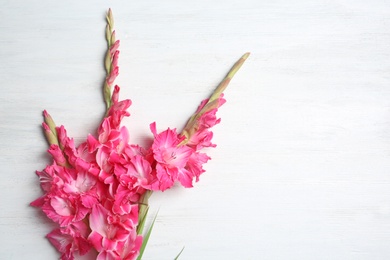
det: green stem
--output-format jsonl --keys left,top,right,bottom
{"left": 137, "top": 190, "right": 152, "bottom": 235}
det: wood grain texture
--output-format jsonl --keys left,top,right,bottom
{"left": 1, "top": 0, "right": 390, "bottom": 259}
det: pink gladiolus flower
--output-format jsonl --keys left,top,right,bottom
{"left": 63, "top": 171, "right": 96, "bottom": 194}
{"left": 185, "top": 152, "right": 211, "bottom": 183}
{"left": 186, "top": 128, "right": 216, "bottom": 150}
{"left": 150, "top": 123, "right": 192, "bottom": 168}
{"left": 47, "top": 221, "right": 91, "bottom": 260}
{"left": 115, "top": 232, "right": 143, "bottom": 260}
{"left": 31, "top": 9, "right": 247, "bottom": 259}
{"left": 184, "top": 96, "right": 225, "bottom": 150}
{"left": 121, "top": 155, "right": 154, "bottom": 188}
{"left": 88, "top": 204, "right": 132, "bottom": 252}
{"left": 98, "top": 119, "right": 122, "bottom": 145}
{"left": 47, "top": 229, "right": 75, "bottom": 260}
{"left": 42, "top": 194, "right": 89, "bottom": 226}
{"left": 112, "top": 184, "right": 142, "bottom": 215}
{"left": 195, "top": 95, "right": 226, "bottom": 116}
{"left": 33, "top": 164, "right": 64, "bottom": 193}
{"left": 55, "top": 128, "right": 100, "bottom": 177}
{"left": 106, "top": 85, "right": 132, "bottom": 129}
{"left": 150, "top": 122, "right": 193, "bottom": 190}
{"left": 95, "top": 231, "right": 142, "bottom": 260}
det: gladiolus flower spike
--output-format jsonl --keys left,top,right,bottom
{"left": 31, "top": 9, "right": 249, "bottom": 260}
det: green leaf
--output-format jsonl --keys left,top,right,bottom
{"left": 174, "top": 246, "right": 185, "bottom": 260}
{"left": 136, "top": 205, "right": 149, "bottom": 235}
{"left": 136, "top": 210, "right": 159, "bottom": 260}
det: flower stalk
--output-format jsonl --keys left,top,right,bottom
{"left": 137, "top": 190, "right": 152, "bottom": 235}
{"left": 31, "top": 8, "right": 249, "bottom": 260}
{"left": 209, "top": 52, "right": 250, "bottom": 103}
{"left": 103, "top": 8, "right": 118, "bottom": 111}
{"left": 180, "top": 52, "right": 250, "bottom": 145}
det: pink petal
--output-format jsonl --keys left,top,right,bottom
{"left": 50, "top": 197, "right": 73, "bottom": 216}
{"left": 155, "top": 164, "right": 175, "bottom": 191}
{"left": 47, "top": 229, "right": 72, "bottom": 253}
{"left": 97, "top": 250, "right": 119, "bottom": 260}
{"left": 128, "top": 155, "right": 152, "bottom": 180}
{"left": 89, "top": 204, "right": 108, "bottom": 235}
{"left": 177, "top": 168, "right": 194, "bottom": 188}
{"left": 185, "top": 152, "right": 210, "bottom": 182}
{"left": 47, "top": 145, "right": 67, "bottom": 166}
{"left": 80, "top": 194, "right": 98, "bottom": 208}
{"left": 109, "top": 40, "right": 120, "bottom": 56}
{"left": 88, "top": 231, "right": 104, "bottom": 252}
{"left": 35, "top": 169, "right": 53, "bottom": 192}
{"left": 87, "top": 134, "right": 100, "bottom": 152}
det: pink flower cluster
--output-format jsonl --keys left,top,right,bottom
{"left": 31, "top": 82, "right": 224, "bottom": 259}
{"left": 31, "top": 9, "right": 249, "bottom": 259}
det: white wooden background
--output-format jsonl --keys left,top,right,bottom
{"left": 1, "top": 0, "right": 390, "bottom": 259}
